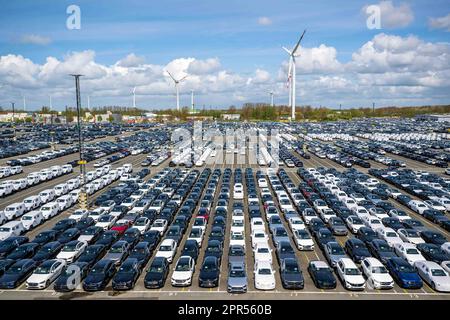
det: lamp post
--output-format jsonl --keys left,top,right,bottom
{"left": 71, "top": 74, "right": 88, "bottom": 210}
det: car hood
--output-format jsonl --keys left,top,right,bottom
{"left": 104, "top": 253, "right": 123, "bottom": 260}
{"left": 228, "top": 256, "right": 245, "bottom": 265}
{"left": 85, "top": 274, "right": 106, "bottom": 283}
{"left": 199, "top": 270, "right": 219, "bottom": 280}
{"left": 27, "top": 274, "right": 50, "bottom": 283}
{"left": 398, "top": 271, "right": 421, "bottom": 282}
{"left": 172, "top": 271, "right": 192, "bottom": 280}
{"left": 372, "top": 273, "right": 393, "bottom": 282}
{"left": 113, "top": 273, "right": 135, "bottom": 283}
{"left": 57, "top": 251, "right": 77, "bottom": 259}
{"left": 228, "top": 277, "right": 247, "bottom": 287}
{"left": 0, "top": 273, "right": 21, "bottom": 283}
{"left": 282, "top": 272, "right": 303, "bottom": 282}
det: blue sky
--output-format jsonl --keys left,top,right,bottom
{"left": 0, "top": 0, "right": 449, "bottom": 110}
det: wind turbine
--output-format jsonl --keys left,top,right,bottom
{"left": 283, "top": 29, "right": 306, "bottom": 121}
{"left": 269, "top": 91, "right": 274, "bottom": 107}
{"left": 191, "top": 90, "right": 194, "bottom": 113}
{"left": 132, "top": 87, "right": 136, "bottom": 108}
{"left": 166, "top": 70, "right": 188, "bottom": 111}
{"left": 22, "top": 93, "right": 26, "bottom": 112}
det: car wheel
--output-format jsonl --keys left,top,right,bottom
{"left": 431, "top": 282, "right": 436, "bottom": 291}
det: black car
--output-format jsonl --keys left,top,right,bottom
{"left": 0, "top": 236, "right": 29, "bottom": 258}
{"left": 75, "top": 217, "right": 95, "bottom": 231}
{"left": 344, "top": 238, "right": 371, "bottom": 263}
{"left": 307, "top": 261, "right": 337, "bottom": 289}
{"left": 80, "top": 226, "right": 103, "bottom": 244}
{"left": 77, "top": 244, "right": 107, "bottom": 267}
{"left": 309, "top": 218, "right": 327, "bottom": 233}
{"left": 32, "top": 230, "right": 58, "bottom": 246}
{"left": 144, "top": 257, "right": 169, "bottom": 288}
{"left": 367, "top": 239, "right": 397, "bottom": 264}
{"left": 165, "top": 225, "right": 183, "bottom": 243}
{"left": 82, "top": 259, "right": 116, "bottom": 291}
{"left": 6, "top": 242, "right": 40, "bottom": 260}
{"left": 416, "top": 243, "right": 450, "bottom": 264}
{"left": 209, "top": 226, "right": 225, "bottom": 244}
{"left": 57, "top": 228, "right": 81, "bottom": 244}
{"left": 181, "top": 240, "right": 199, "bottom": 262}
{"left": 356, "top": 227, "right": 378, "bottom": 245}
{"left": 0, "top": 259, "right": 15, "bottom": 277}
{"left": 381, "top": 217, "right": 403, "bottom": 231}
{"left": 420, "top": 230, "right": 447, "bottom": 245}
{"left": 0, "top": 259, "right": 36, "bottom": 288}
{"left": 52, "top": 218, "right": 77, "bottom": 236}
{"left": 54, "top": 262, "right": 90, "bottom": 292}
{"left": 275, "top": 241, "right": 296, "bottom": 264}
{"left": 121, "top": 228, "right": 141, "bottom": 247}
{"left": 112, "top": 258, "right": 141, "bottom": 290}
{"left": 94, "top": 230, "right": 120, "bottom": 249}
{"left": 33, "top": 241, "right": 63, "bottom": 263}
{"left": 142, "top": 230, "right": 161, "bottom": 251}
{"left": 280, "top": 258, "right": 304, "bottom": 289}
{"left": 198, "top": 256, "right": 220, "bottom": 288}
{"left": 129, "top": 242, "right": 152, "bottom": 267}
{"left": 204, "top": 240, "right": 223, "bottom": 262}
{"left": 314, "top": 228, "right": 336, "bottom": 250}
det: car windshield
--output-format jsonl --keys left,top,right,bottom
{"left": 386, "top": 232, "right": 397, "bottom": 237}
{"left": 202, "top": 263, "right": 217, "bottom": 271}
{"left": 159, "top": 245, "right": 172, "bottom": 251}
{"left": 345, "top": 268, "right": 360, "bottom": 275}
{"left": 378, "top": 244, "right": 393, "bottom": 252}
{"left": 230, "top": 248, "right": 244, "bottom": 255}
{"left": 90, "top": 266, "right": 107, "bottom": 274}
{"left": 230, "top": 270, "right": 245, "bottom": 277}
{"left": 119, "top": 264, "right": 135, "bottom": 273}
{"left": 398, "top": 264, "right": 415, "bottom": 273}
{"left": 231, "top": 234, "right": 244, "bottom": 240}
{"left": 207, "top": 246, "right": 220, "bottom": 252}
{"left": 176, "top": 262, "right": 191, "bottom": 271}
{"left": 153, "top": 222, "right": 163, "bottom": 227}
{"left": 62, "top": 244, "right": 77, "bottom": 252}
{"left": 258, "top": 248, "right": 269, "bottom": 253}
{"left": 331, "top": 247, "right": 345, "bottom": 255}
{"left": 190, "top": 229, "right": 201, "bottom": 237}
{"left": 406, "top": 249, "right": 419, "bottom": 255}
{"left": 372, "top": 266, "right": 388, "bottom": 274}
{"left": 431, "top": 269, "right": 446, "bottom": 277}
{"left": 284, "top": 264, "right": 300, "bottom": 273}
{"left": 34, "top": 266, "right": 51, "bottom": 274}
{"left": 110, "top": 246, "right": 124, "bottom": 253}
{"left": 149, "top": 265, "right": 163, "bottom": 273}
{"left": 135, "top": 220, "right": 146, "bottom": 226}
{"left": 258, "top": 268, "right": 272, "bottom": 275}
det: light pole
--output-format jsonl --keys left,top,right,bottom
{"left": 71, "top": 74, "right": 88, "bottom": 210}
{"left": 11, "top": 102, "right": 16, "bottom": 141}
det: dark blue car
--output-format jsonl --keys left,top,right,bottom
{"left": 385, "top": 257, "right": 422, "bottom": 289}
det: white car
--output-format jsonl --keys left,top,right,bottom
{"left": 20, "top": 211, "right": 44, "bottom": 230}
{"left": 155, "top": 239, "right": 177, "bottom": 263}
{"left": 377, "top": 228, "right": 403, "bottom": 247}
{"left": 397, "top": 228, "right": 425, "bottom": 245}
{"left": 233, "top": 188, "right": 244, "bottom": 200}
{"left": 95, "top": 215, "right": 117, "bottom": 230}
{"left": 393, "top": 243, "right": 426, "bottom": 265}
{"left": 251, "top": 217, "right": 266, "bottom": 233}
{"left": 56, "top": 195, "right": 74, "bottom": 211}
{"left": 251, "top": 230, "right": 269, "bottom": 248}
{"left": 361, "top": 257, "right": 394, "bottom": 289}
{"left": 134, "top": 217, "right": 151, "bottom": 234}
{"left": 229, "top": 230, "right": 245, "bottom": 248}
{"left": 254, "top": 260, "right": 276, "bottom": 290}
{"left": 320, "top": 209, "right": 336, "bottom": 223}
{"left": 150, "top": 219, "right": 168, "bottom": 236}
{"left": 424, "top": 200, "right": 446, "bottom": 212}
{"left": 23, "top": 196, "right": 41, "bottom": 211}
{"left": 254, "top": 243, "right": 273, "bottom": 264}
{"left": 230, "top": 217, "right": 245, "bottom": 233}
{"left": 442, "top": 242, "right": 450, "bottom": 255}
{"left": 336, "top": 258, "right": 366, "bottom": 291}
{"left": 88, "top": 208, "right": 106, "bottom": 222}
{"left": 54, "top": 183, "right": 69, "bottom": 196}
{"left": 39, "top": 189, "right": 56, "bottom": 203}
{"left": 388, "top": 209, "right": 411, "bottom": 222}
{"left": 56, "top": 240, "right": 88, "bottom": 263}
{"left": 4, "top": 203, "right": 26, "bottom": 220}
{"left": 293, "top": 229, "right": 315, "bottom": 251}
{"left": 441, "top": 261, "right": 450, "bottom": 274}
{"left": 415, "top": 261, "right": 450, "bottom": 292}
{"left": 258, "top": 178, "right": 268, "bottom": 188}
{"left": 69, "top": 209, "right": 89, "bottom": 222}
{"left": 39, "top": 202, "right": 59, "bottom": 219}
{"left": 408, "top": 200, "right": 428, "bottom": 215}
{"left": 346, "top": 216, "right": 365, "bottom": 234}
{"left": 26, "top": 259, "right": 66, "bottom": 290}
{"left": 288, "top": 217, "right": 305, "bottom": 232}
{"left": 171, "top": 256, "right": 195, "bottom": 287}
{"left": 187, "top": 227, "right": 204, "bottom": 246}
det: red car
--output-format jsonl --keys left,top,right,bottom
{"left": 111, "top": 220, "right": 133, "bottom": 235}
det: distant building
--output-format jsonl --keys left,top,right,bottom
{"left": 415, "top": 114, "right": 450, "bottom": 122}
{"left": 0, "top": 112, "right": 28, "bottom": 122}
{"left": 222, "top": 114, "right": 240, "bottom": 120}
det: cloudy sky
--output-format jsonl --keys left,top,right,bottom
{"left": 0, "top": 0, "right": 449, "bottom": 110}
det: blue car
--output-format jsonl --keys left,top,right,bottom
{"left": 385, "top": 257, "right": 422, "bottom": 289}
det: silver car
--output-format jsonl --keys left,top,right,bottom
{"left": 415, "top": 261, "right": 450, "bottom": 292}
{"left": 104, "top": 241, "right": 130, "bottom": 265}
{"left": 227, "top": 262, "right": 247, "bottom": 293}
{"left": 324, "top": 242, "right": 348, "bottom": 268}
{"left": 228, "top": 245, "right": 245, "bottom": 266}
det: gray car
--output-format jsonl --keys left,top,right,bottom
{"left": 272, "top": 227, "right": 290, "bottom": 247}
{"left": 228, "top": 245, "right": 245, "bottom": 266}
{"left": 324, "top": 242, "right": 348, "bottom": 268}
{"left": 227, "top": 262, "right": 247, "bottom": 293}
{"left": 103, "top": 240, "right": 130, "bottom": 265}
{"left": 328, "top": 217, "right": 348, "bottom": 236}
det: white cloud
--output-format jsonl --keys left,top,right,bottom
{"left": 257, "top": 17, "right": 272, "bottom": 26}
{"left": 294, "top": 44, "right": 343, "bottom": 74}
{"left": 429, "top": 13, "right": 450, "bottom": 31}
{"left": 117, "top": 53, "right": 146, "bottom": 67}
{"left": 20, "top": 34, "right": 52, "bottom": 45}
{"left": 247, "top": 69, "right": 271, "bottom": 85}
{"left": 363, "top": 1, "right": 414, "bottom": 28}
{"left": 188, "top": 58, "right": 221, "bottom": 74}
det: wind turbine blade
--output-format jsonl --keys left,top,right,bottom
{"left": 179, "top": 75, "right": 188, "bottom": 82}
{"left": 292, "top": 29, "right": 307, "bottom": 54}
{"left": 282, "top": 46, "right": 292, "bottom": 55}
{"left": 165, "top": 70, "right": 176, "bottom": 82}
{"left": 132, "top": 87, "right": 136, "bottom": 94}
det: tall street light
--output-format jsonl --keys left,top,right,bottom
{"left": 70, "top": 74, "right": 88, "bottom": 210}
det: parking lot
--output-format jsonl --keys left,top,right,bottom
{"left": 0, "top": 121, "right": 449, "bottom": 300}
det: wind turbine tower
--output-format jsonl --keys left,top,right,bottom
{"left": 166, "top": 70, "right": 188, "bottom": 111}
{"left": 132, "top": 87, "right": 136, "bottom": 108}
{"left": 191, "top": 90, "right": 194, "bottom": 113}
{"left": 269, "top": 91, "right": 274, "bottom": 107}
{"left": 283, "top": 29, "right": 306, "bottom": 121}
